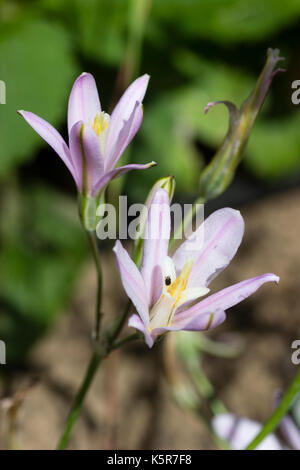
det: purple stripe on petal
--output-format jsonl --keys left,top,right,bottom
{"left": 212, "top": 414, "right": 283, "bottom": 450}
{"left": 68, "top": 73, "right": 101, "bottom": 134}
{"left": 141, "top": 188, "right": 171, "bottom": 307}
{"left": 113, "top": 241, "right": 149, "bottom": 325}
{"left": 279, "top": 415, "right": 300, "bottom": 450}
{"left": 174, "top": 309, "right": 226, "bottom": 331}
{"left": 128, "top": 314, "right": 154, "bottom": 348}
{"left": 175, "top": 273, "right": 279, "bottom": 325}
{"left": 68, "top": 121, "right": 84, "bottom": 189}
{"left": 69, "top": 122, "right": 104, "bottom": 194}
{"left": 172, "top": 208, "right": 244, "bottom": 288}
{"left": 18, "top": 110, "right": 77, "bottom": 185}
{"left": 105, "top": 102, "right": 144, "bottom": 171}
{"left": 92, "top": 161, "right": 156, "bottom": 196}
{"left": 128, "top": 315, "right": 183, "bottom": 349}
{"left": 105, "top": 74, "right": 149, "bottom": 161}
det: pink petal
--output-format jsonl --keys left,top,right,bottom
{"left": 128, "top": 315, "right": 182, "bottom": 349}
{"left": 179, "top": 309, "right": 227, "bottom": 331}
{"left": 68, "top": 73, "right": 101, "bottom": 134}
{"left": 172, "top": 208, "right": 244, "bottom": 288}
{"left": 17, "top": 110, "right": 77, "bottom": 184}
{"left": 279, "top": 415, "right": 300, "bottom": 450}
{"left": 105, "top": 74, "right": 149, "bottom": 165}
{"left": 105, "top": 101, "right": 144, "bottom": 171}
{"left": 174, "top": 273, "right": 279, "bottom": 327}
{"left": 69, "top": 121, "right": 104, "bottom": 194}
{"left": 128, "top": 314, "right": 154, "bottom": 348}
{"left": 113, "top": 241, "right": 149, "bottom": 325}
{"left": 141, "top": 188, "right": 171, "bottom": 307}
{"left": 92, "top": 161, "right": 156, "bottom": 196}
{"left": 212, "top": 414, "right": 283, "bottom": 450}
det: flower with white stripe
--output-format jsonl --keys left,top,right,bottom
{"left": 114, "top": 188, "right": 279, "bottom": 348}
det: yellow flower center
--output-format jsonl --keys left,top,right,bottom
{"left": 166, "top": 260, "right": 194, "bottom": 310}
{"left": 93, "top": 112, "right": 110, "bottom": 136}
{"left": 149, "top": 260, "right": 195, "bottom": 331}
{"left": 92, "top": 112, "right": 110, "bottom": 154}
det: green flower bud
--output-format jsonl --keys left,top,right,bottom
{"left": 199, "top": 48, "right": 284, "bottom": 201}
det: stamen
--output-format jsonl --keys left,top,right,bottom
{"left": 149, "top": 258, "right": 203, "bottom": 331}
{"left": 167, "top": 260, "right": 194, "bottom": 298}
{"left": 92, "top": 112, "right": 110, "bottom": 154}
{"left": 93, "top": 112, "right": 110, "bottom": 136}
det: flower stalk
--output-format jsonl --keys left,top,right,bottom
{"left": 57, "top": 348, "right": 104, "bottom": 450}
{"left": 56, "top": 327, "right": 140, "bottom": 450}
{"left": 86, "top": 230, "right": 103, "bottom": 341}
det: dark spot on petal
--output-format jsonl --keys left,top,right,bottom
{"left": 165, "top": 276, "right": 171, "bottom": 286}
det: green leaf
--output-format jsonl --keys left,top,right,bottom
{"left": 40, "top": 0, "right": 127, "bottom": 66}
{"left": 0, "top": 185, "right": 87, "bottom": 363}
{"left": 153, "top": 0, "right": 300, "bottom": 42}
{"left": 0, "top": 18, "right": 78, "bottom": 175}
{"left": 245, "top": 112, "right": 300, "bottom": 179}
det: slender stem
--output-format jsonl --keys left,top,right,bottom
{"left": 86, "top": 231, "right": 103, "bottom": 341}
{"left": 56, "top": 230, "right": 132, "bottom": 450}
{"left": 56, "top": 229, "right": 104, "bottom": 450}
{"left": 107, "top": 300, "right": 132, "bottom": 343}
{"left": 57, "top": 348, "right": 103, "bottom": 450}
{"left": 56, "top": 331, "right": 139, "bottom": 450}
{"left": 110, "top": 333, "right": 139, "bottom": 351}
{"left": 123, "top": 0, "right": 151, "bottom": 84}
{"left": 246, "top": 369, "right": 300, "bottom": 450}
{"left": 114, "top": 0, "right": 151, "bottom": 101}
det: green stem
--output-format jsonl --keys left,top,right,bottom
{"left": 112, "top": 300, "right": 131, "bottom": 340}
{"left": 86, "top": 231, "right": 102, "bottom": 341}
{"left": 56, "top": 331, "right": 139, "bottom": 450}
{"left": 111, "top": 332, "right": 139, "bottom": 351}
{"left": 56, "top": 230, "right": 104, "bottom": 449}
{"left": 57, "top": 348, "right": 103, "bottom": 450}
{"left": 246, "top": 369, "right": 300, "bottom": 450}
{"left": 122, "top": 0, "right": 151, "bottom": 90}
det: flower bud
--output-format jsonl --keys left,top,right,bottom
{"left": 134, "top": 176, "right": 175, "bottom": 265}
{"left": 199, "top": 48, "right": 285, "bottom": 201}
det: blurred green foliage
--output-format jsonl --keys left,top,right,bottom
{"left": 0, "top": 184, "right": 87, "bottom": 362}
{"left": 152, "top": 0, "right": 300, "bottom": 42}
{"left": 0, "top": 0, "right": 300, "bottom": 360}
{"left": 0, "top": 18, "right": 78, "bottom": 174}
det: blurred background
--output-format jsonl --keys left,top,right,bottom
{"left": 0, "top": 0, "right": 299, "bottom": 449}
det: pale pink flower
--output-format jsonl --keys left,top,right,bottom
{"left": 114, "top": 188, "right": 279, "bottom": 347}
{"left": 18, "top": 73, "right": 155, "bottom": 197}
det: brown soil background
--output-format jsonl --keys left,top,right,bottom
{"left": 0, "top": 189, "right": 299, "bottom": 450}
